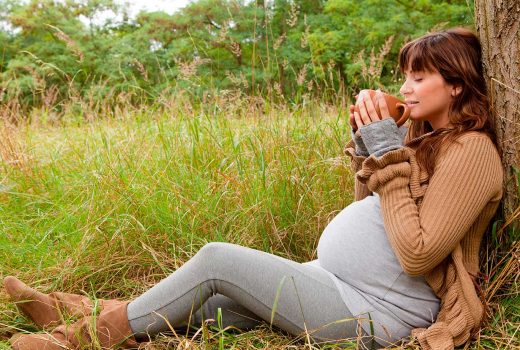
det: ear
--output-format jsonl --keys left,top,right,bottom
{"left": 451, "top": 85, "right": 462, "bottom": 97}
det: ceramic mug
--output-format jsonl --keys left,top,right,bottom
{"left": 354, "top": 89, "right": 410, "bottom": 127}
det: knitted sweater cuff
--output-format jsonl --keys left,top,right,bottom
{"left": 412, "top": 323, "right": 455, "bottom": 350}
{"left": 343, "top": 138, "right": 367, "bottom": 173}
{"left": 355, "top": 147, "right": 413, "bottom": 193}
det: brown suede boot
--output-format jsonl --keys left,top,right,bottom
{"left": 10, "top": 301, "right": 139, "bottom": 350}
{"left": 4, "top": 276, "right": 119, "bottom": 329}
{"left": 9, "top": 332, "right": 70, "bottom": 350}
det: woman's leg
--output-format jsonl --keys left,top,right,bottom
{"left": 183, "top": 293, "right": 262, "bottom": 330}
{"left": 127, "top": 242, "right": 363, "bottom": 343}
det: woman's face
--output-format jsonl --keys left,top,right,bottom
{"left": 399, "top": 69, "right": 458, "bottom": 130}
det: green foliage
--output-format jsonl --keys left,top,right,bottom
{"left": 309, "top": 0, "right": 473, "bottom": 91}
{"left": 0, "top": 0, "right": 474, "bottom": 117}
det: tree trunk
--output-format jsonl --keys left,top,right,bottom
{"left": 475, "top": 0, "right": 520, "bottom": 226}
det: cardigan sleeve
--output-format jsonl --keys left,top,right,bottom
{"left": 344, "top": 122, "right": 408, "bottom": 202}
{"left": 344, "top": 138, "right": 372, "bottom": 201}
{"left": 357, "top": 134, "right": 503, "bottom": 276}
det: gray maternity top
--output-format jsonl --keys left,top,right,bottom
{"left": 305, "top": 192, "right": 440, "bottom": 345}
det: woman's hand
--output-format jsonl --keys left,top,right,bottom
{"left": 349, "top": 104, "right": 357, "bottom": 132}
{"left": 351, "top": 90, "right": 391, "bottom": 129}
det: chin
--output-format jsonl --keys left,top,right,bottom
{"left": 409, "top": 115, "right": 427, "bottom": 123}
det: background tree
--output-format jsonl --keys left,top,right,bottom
{"left": 308, "top": 0, "right": 473, "bottom": 92}
{"left": 0, "top": 0, "right": 475, "bottom": 115}
{"left": 475, "top": 0, "right": 519, "bottom": 226}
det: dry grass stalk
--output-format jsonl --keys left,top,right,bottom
{"left": 286, "top": 1, "right": 299, "bottom": 28}
{"left": 133, "top": 59, "right": 149, "bottom": 82}
{"left": 327, "top": 59, "right": 336, "bottom": 86}
{"left": 483, "top": 236, "right": 519, "bottom": 302}
{"left": 356, "top": 49, "right": 369, "bottom": 81}
{"left": 274, "top": 33, "right": 287, "bottom": 51}
{"left": 356, "top": 35, "right": 394, "bottom": 86}
{"left": 216, "top": 89, "right": 243, "bottom": 108}
{"left": 43, "top": 85, "right": 59, "bottom": 108}
{"left": 225, "top": 71, "right": 248, "bottom": 88}
{"left": 368, "top": 48, "right": 378, "bottom": 78}
{"left": 22, "top": 65, "right": 45, "bottom": 91}
{"left": 46, "top": 24, "right": 84, "bottom": 62}
{"left": 230, "top": 41, "right": 242, "bottom": 58}
{"left": 273, "top": 82, "right": 284, "bottom": 100}
{"left": 175, "top": 57, "right": 211, "bottom": 80}
{"left": 0, "top": 123, "right": 29, "bottom": 171}
{"left": 296, "top": 64, "right": 308, "bottom": 87}
{"left": 300, "top": 15, "right": 309, "bottom": 48}
{"left": 375, "top": 35, "right": 394, "bottom": 77}
{"left": 218, "top": 20, "right": 230, "bottom": 42}
{"left": 0, "top": 99, "right": 22, "bottom": 123}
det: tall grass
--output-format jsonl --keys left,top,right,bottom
{"left": 0, "top": 98, "right": 518, "bottom": 349}
{"left": 0, "top": 103, "right": 365, "bottom": 348}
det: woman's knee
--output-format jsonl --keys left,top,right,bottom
{"left": 194, "top": 242, "right": 239, "bottom": 265}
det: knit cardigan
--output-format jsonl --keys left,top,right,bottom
{"left": 343, "top": 130, "right": 503, "bottom": 350}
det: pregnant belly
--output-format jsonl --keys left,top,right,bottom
{"left": 317, "top": 195, "right": 404, "bottom": 294}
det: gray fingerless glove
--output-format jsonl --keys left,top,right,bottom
{"left": 352, "top": 130, "right": 370, "bottom": 157}
{"left": 358, "top": 118, "right": 406, "bottom": 158}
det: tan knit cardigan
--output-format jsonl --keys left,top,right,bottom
{"left": 344, "top": 130, "right": 503, "bottom": 350}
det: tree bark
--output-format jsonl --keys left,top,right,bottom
{"left": 475, "top": 0, "right": 520, "bottom": 226}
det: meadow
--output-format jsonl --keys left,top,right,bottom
{"left": 0, "top": 100, "right": 359, "bottom": 349}
{"left": 0, "top": 96, "right": 517, "bottom": 349}
{"left": 0, "top": 0, "right": 517, "bottom": 348}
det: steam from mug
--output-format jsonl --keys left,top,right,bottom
{"left": 354, "top": 90, "right": 410, "bottom": 127}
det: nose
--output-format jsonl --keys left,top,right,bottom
{"left": 399, "top": 79, "right": 411, "bottom": 96}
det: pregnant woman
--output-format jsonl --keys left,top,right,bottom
{"left": 5, "top": 27, "right": 503, "bottom": 350}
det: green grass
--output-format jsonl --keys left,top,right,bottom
{"left": 0, "top": 105, "right": 360, "bottom": 348}
{"left": 0, "top": 105, "right": 517, "bottom": 349}
{"left": 0, "top": 107, "right": 354, "bottom": 269}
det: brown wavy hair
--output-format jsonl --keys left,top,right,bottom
{"left": 398, "top": 27, "right": 497, "bottom": 176}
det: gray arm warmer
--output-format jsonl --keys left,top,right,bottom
{"left": 358, "top": 118, "right": 407, "bottom": 158}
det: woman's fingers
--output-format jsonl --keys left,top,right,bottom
{"left": 356, "top": 92, "right": 373, "bottom": 125}
{"left": 362, "top": 92, "right": 380, "bottom": 122}
{"left": 349, "top": 105, "right": 357, "bottom": 131}
{"left": 376, "top": 90, "right": 391, "bottom": 119}
{"left": 354, "top": 111, "right": 363, "bottom": 131}
{"left": 350, "top": 114, "right": 356, "bottom": 131}
{"left": 349, "top": 113, "right": 356, "bottom": 131}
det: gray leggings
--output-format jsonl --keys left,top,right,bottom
{"left": 127, "top": 242, "right": 368, "bottom": 345}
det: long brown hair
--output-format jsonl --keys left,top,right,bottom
{"left": 398, "top": 28, "right": 496, "bottom": 176}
